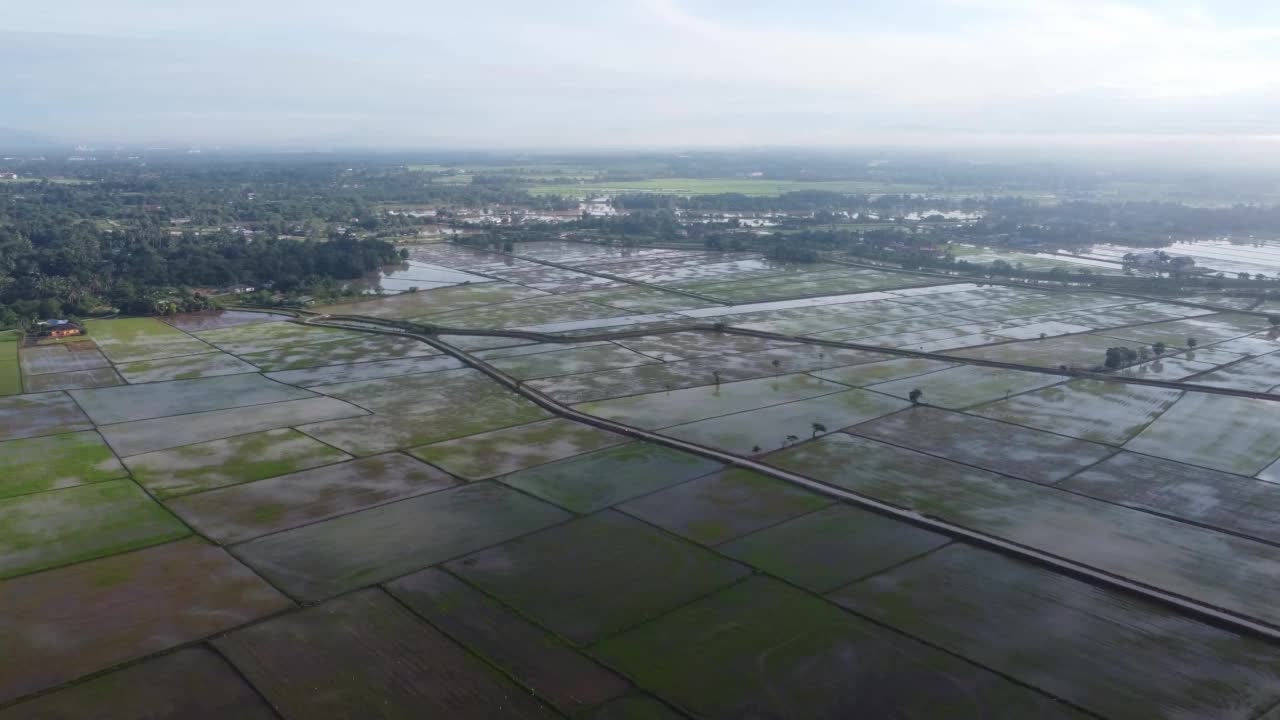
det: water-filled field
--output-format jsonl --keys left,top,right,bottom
{"left": 11, "top": 245, "right": 1280, "bottom": 717}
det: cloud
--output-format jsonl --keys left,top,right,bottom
{"left": 1, "top": 0, "right": 1279, "bottom": 147}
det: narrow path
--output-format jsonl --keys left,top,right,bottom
{"left": 291, "top": 311, "right": 1280, "bottom": 646}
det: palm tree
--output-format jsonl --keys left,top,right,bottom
{"left": 771, "top": 358, "right": 782, "bottom": 377}
{"left": 811, "top": 422, "right": 828, "bottom": 438}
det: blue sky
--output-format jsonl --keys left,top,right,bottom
{"left": 4, "top": 0, "right": 1280, "bottom": 149}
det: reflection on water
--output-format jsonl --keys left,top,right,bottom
{"left": 346, "top": 261, "right": 493, "bottom": 294}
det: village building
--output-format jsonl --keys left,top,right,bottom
{"left": 34, "top": 319, "right": 84, "bottom": 338}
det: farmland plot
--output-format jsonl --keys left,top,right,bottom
{"left": 720, "top": 504, "right": 950, "bottom": 592}
{"left": 500, "top": 442, "right": 724, "bottom": 513}
{"left": 319, "top": 282, "right": 551, "bottom": 320}
{"left": 0, "top": 539, "right": 290, "bottom": 704}
{"left": 767, "top": 434, "right": 1280, "bottom": 627}
{"left": 618, "top": 468, "right": 832, "bottom": 545}
{"left": 868, "top": 365, "right": 1061, "bottom": 408}
{"left": 168, "top": 453, "right": 457, "bottom": 544}
{"left": 1125, "top": 393, "right": 1280, "bottom": 475}
{"left": 410, "top": 418, "right": 626, "bottom": 480}
{"left": 85, "top": 318, "right": 212, "bottom": 363}
{"left": 0, "top": 391, "right": 93, "bottom": 441}
{"left": 264, "top": 354, "right": 463, "bottom": 387}
{"left": 1062, "top": 452, "right": 1280, "bottom": 544}
{"left": 834, "top": 545, "right": 1280, "bottom": 720}
{"left": 487, "top": 343, "right": 659, "bottom": 380}
{"left": 448, "top": 511, "right": 750, "bottom": 645}
{"left": 973, "top": 380, "right": 1183, "bottom": 445}
{"left": 577, "top": 373, "right": 847, "bottom": 429}
{"left": 19, "top": 344, "right": 111, "bottom": 376}
{"left": 663, "top": 388, "right": 909, "bottom": 454}
{"left": 233, "top": 482, "right": 569, "bottom": 601}
{"left": 302, "top": 369, "right": 551, "bottom": 455}
{"left": 0, "top": 431, "right": 126, "bottom": 498}
{"left": 125, "top": 428, "right": 351, "bottom": 498}
{"left": 594, "top": 577, "right": 1078, "bottom": 719}
{"left": 239, "top": 333, "right": 439, "bottom": 372}
{"left": 70, "top": 373, "right": 315, "bottom": 425}
{"left": 24, "top": 367, "right": 124, "bottom": 392}
{"left": 99, "top": 396, "right": 366, "bottom": 456}
{"left": 854, "top": 406, "right": 1115, "bottom": 483}
{"left": 193, "top": 322, "right": 364, "bottom": 355}
{"left": 163, "top": 309, "right": 291, "bottom": 331}
{"left": 0, "top": 480, "right": 189, "bottom": 578}
{"left": 114, "top": 351, "right": 257, "bottom": 383}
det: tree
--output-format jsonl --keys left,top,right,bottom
{"left": 712, "top": 370, "right": 721, "bottom": 387}
{"left": 811, "top": 422, "right": 827, "bottom": 438}
{"left": 1152, "top": 341, "right": 1166, "bottom": 356}
{"left": 1187, "top": 337, "right": 1198, "bottom": 349}
{"left": 1104, "top": 347, "right": 1125, "bottom": 369}
{"left": 771, "top": 358, "right": 781, "bottom": 377}
{"left": 909, "top": 388, "right": 924, "bottom": 404}
{"left": 784, "top": 434, "right": 800, "bottom": 446}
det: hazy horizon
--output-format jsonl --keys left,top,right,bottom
{"left": 5, "top": 0, "right": 1280, "bottom": 154}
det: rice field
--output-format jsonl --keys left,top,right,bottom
{"left": 115, "top": 351, "right": 257, "bottom": 383}
{"left": 86, "top": 317, "right": 214, "bottom": 363}
{"left": 1125, "top": 392, "right": 1280, "bottom": 475}
{"left": 1, "top": 333, "right": 24, "bottom": 395}
{"left": 10, "top": 246, "right": 1280, "bottom": 717}
{"left": 973, "top": 380, "right": 1184, "bottom": 445}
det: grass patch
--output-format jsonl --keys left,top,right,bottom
{"left": 0, "top": 332, "right": 20, "bottom": 396}
{"left": 0, "top": 431, "right": 127, "bottom": 498}
{"left": 0, "top": 480, "right": 190, "bottom": 579}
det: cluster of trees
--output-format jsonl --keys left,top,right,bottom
{"left": 0, "top": 159, "right": 570, "bottom": 233}
{"left": 1102, "top": 339, "right": 1197, "bottom": 370}
{"left": 573, "top": 210, "right": 682, "bottom": 239}
{"left": 0, "top": 219, "right": 402, "bottom": 327}
{"left": 957, "top": 200, "right": 1280, "bottom": 248}
{"left": 610, "top": 191, "right": 969, "bottom": 214}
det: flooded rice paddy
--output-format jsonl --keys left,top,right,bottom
{"left": 9, "top": 245, "right": 1280, "bottom": 717}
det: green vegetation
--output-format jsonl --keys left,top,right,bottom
{"left": 84, "top": 317, "right": 212, "bottom": 363}
{"left": 0, "top": 431, "right": 126, "bottom": 498}
{"left": 124, "top": 428, "right": 351, "bottom": 499}
{"left": 0, "top": 331, "right": 20, "bottom": 395}
{"left": 0, "top": 480, "right": 189, "bottom": 579}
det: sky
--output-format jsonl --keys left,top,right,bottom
{"left": 4, "top": 0, "right": 1280, "bottom": 151}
